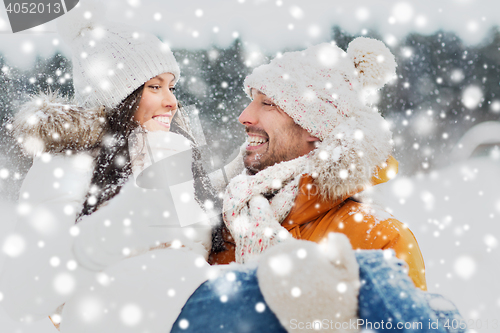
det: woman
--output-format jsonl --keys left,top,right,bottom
{"left": 0, "top": 1, "right": 225, "bottom": 331}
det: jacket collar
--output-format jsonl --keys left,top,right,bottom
{"left": 12, "top": 92, "right": 105, "bottom": 155}
{"left": 282, "top": 156, "right": 398, "bottom": 232}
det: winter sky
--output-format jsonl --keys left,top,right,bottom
{"left": 0, "top": 0, "right": 499, "bottom": 67}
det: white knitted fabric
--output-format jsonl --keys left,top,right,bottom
{"left": 223, "top": 132, "right": 395, "bottom": 262}
{"left": 56, "top": 0, "right": 180, "bottom": 109}
{"left": 243, "top": 38, "right": 396, "bottom": 141}
{"left": 223, "top": 155, "right": 311, "bottom": 263}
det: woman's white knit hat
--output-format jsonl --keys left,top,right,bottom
{"left": 243, "top": 37, "right": 397, "bottom": 141}
{"left": 56, "top": 0, "right": 180, "bottom": 110}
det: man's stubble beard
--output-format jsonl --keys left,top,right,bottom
{"left": 244, "top": 124, "right": 306, "bottom": 175}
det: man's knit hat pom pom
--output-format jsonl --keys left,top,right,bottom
{"left": 347, "top": 37, "right": 397, "bottom": 89}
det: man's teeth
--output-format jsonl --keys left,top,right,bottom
{"left": 155, "top": 117, "right": 170, "bottom": 125}
{"left": 247, "top": 135, "right": 268, "bottom": 146}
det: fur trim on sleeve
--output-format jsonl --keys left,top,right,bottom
{"left": 11, "top": 92, "right": 106, "bottom": 155}
{"left": 257, "top": 234, "right": 360, "bottom": 333}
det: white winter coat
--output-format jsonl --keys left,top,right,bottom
{"left": 0, "top": 131, "right": 216, "bottom": 332}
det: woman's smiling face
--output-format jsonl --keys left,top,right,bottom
{"left": 134, "top": 72, "right": 177, "bottom": 132}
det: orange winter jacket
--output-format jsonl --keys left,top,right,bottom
{"left": 210, "top": 158, "right": 427, "bottom": 291}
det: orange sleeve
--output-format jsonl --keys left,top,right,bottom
{"left": 361, "top": 217, "right": 427, "bottom": 291}
{"left": 380, "top": 220, "right": 427, "bottom": 290}
{"left": 297, "top": 201, "right": 427, "bottom": 290}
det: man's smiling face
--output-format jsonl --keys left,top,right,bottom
{"left": 238, "top": 89, "right": 319, "bottom": 175}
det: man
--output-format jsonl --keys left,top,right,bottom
{"left": 175, "top": 40, "right": 467, "bottom": 333}
{"left": 210, "top": 37, "right": 427, "bottom": 291}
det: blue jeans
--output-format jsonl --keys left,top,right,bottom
{"left": 171, "top": 268, "right": 286, "bottom": 332}
{"left": 356, "top": 251, "right": 460, "bottom": 333}
{"left": 171, "top": 251, "right": 465, "bottom": 332}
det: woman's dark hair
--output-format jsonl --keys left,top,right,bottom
{"left": 77, "top": 85, "right": 143, "bottom": 220}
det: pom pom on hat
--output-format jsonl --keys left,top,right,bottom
{"left": 347, "top": 37, "right": 397, "bottom": 89}
{"left": 56, "top": 0, "right": 105, "bottom": 44}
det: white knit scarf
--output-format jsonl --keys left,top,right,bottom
{"left": 223, "top": 154, "right": 311, "bottom": 263}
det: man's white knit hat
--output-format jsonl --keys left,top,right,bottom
{"left": 56, "top": 0, "right": 180, "bottom": 110}
{"left": 243, "top": 37, "right": 397, "bottom": 141}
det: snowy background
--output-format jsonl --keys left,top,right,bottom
{"left": 0, "top": 0, "right": 499, "bottom": 331}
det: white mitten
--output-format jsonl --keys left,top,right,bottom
{"left": 257, "top": 233, "right": 360, "bottom": 333}
{"left": 237, "top": 196, "right": 291, "bottom": 263}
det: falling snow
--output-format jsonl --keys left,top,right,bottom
{"left": 0, "top": 0, "right": 499, "bottom": 332}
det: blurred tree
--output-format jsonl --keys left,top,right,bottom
{"left": 174, "top": 39, "right": 250, "bottom": 168}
